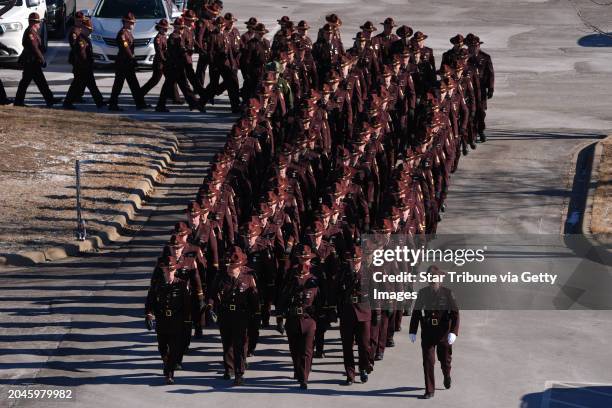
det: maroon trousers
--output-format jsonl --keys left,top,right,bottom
{"left": 340, "top": 309, "right": 371, "bottom": 379}
{"left": 370, "top": 311, "right": 390, "bottom": 360}
{"left": 422, "top": 338, "right": 452, "bottom": 394}
{"left": 286, "top": 316, "right": 316, "bottom": 383}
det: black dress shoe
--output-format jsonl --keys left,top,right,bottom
{"left": 470, "top": 142, "right": 477, "bottom": 149}
{"left": 52, "top": 97, "right": 63, "bottom": 104}
{"left": 314, "top": 351, "right": 325, "bottom": 358}
{"left": 0, "top": 98, "right": 12, "bottom": 105}
{"left": 108, "top": 104, "right": 123, "bottom": 112}
{"left": 344, "top": 377, "right": 354, "bottom": 386}
{"left": 233, "top": 376, "right": 244, "bottom": 386}
{"left": 386, "top": 339, "right": 395, "bottom": 347}
{"left": 462, "top": 147, "right": 469, "bottom": 156}
{"left": 479, "top": 132, "right": 486, "bottom": 142}
{"left": 444, "top": 375, "right": 451, "bottom": 389}
{"left": 420, "top": 393, "right": 434, "bottom": 399}
{"left": 172, "top": 98, "right": 185, "bottom": 105}
{"left": 155, "top": 106, "right": 170, "bottom": 112}
{"left": 299, "top": 382, "right": 308, "bottom": 390}
{"left": 360, "top": 370, "right": 368, "bottom": 383}
{"left": 194, "top": 328, "right": 203, "bottom": 338}
{"left": 223, "top": 371, "right": 231, "bottom": 380}
{"left": 136, "top": 103, "right": 151, "bottom": 110}
{"left": 62, "top": 103, "right": 76, "bottom": 110}
{"left": 247, "top": 351, "right": 254, "bottom": 357}
{"left": 374, "top": 353, "right": 383, "bottom": 361}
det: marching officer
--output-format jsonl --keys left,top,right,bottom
{"left": 63, "top": 17, "right": 105, "bottom": 109}
{"left": 409, "top": 265, "right": 460, "bottom": 399}
{"left": 108, "top": 12, "right": 147, "bottom": 111}
{"left": 466, "top": 33, "right": 494, "bottom": 142}
{"left": 207, "top": 246, "right": 260, "bottom": 385}
{"left": 145, "top": 257, "right": 191, "bottom": 384}
{"left": 14, "top": 13, "right": 59, "bottom": 107}
{"left": 337, "top": 246, "right": 373, "bottom": 385}
{"left": 0, "top": 42, "right": 10, "bottom": 104}
{"left": 140, "top": 19, "right": 170, "bottom": 97}
{"left": 278, "top": 244, "right": 322, "bottom": 389}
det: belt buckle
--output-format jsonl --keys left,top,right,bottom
{"left": 229, "top": 304, "right": 236, "bottom": 311}
{"left": 431, "top": 318, "right": 438, "bottom": 326}
{"left": 296, "top": 307, "right": 303, "bottom": 315}
{"left": 165, "top": 310, "right": 172, "bottom": 317}
{"left": 352, "top": 296, "right": 359, "bottom": 304}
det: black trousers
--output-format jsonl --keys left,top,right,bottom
{"left": 65, "top": 67, "right": 103, "bottom": 106}
{"left": 157, "top": 68, "right": 198, "bottom": 109}
{"left": 219, "top": 314, "right": 249, "bottom": 376}
{"left": 204, "top": 64, "right": 240, "bottom": 110}
{"left": 185, "top": 61, "right": 206, "bottom": 97}
{"left": 156, "top": 325, "right": 186, "bottom": 376}
{"left": 0, "top": 78, "right": 8, "bottom": 103}
{"left": 286, "top": 316, "right": 316, "bottom": 383}
{"left": 141, "top": 63, "right": 182, "bottom": 101}
{"left": 195, "top": 53, "right": 210, "bottom": 87}
{"left": 108, "top": 62, "right": 145, "bottom": 107}
{"left": 14, "top": 63, "right": 54, "bottom": 105}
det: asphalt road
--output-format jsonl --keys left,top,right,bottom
{"left": 1, "top": 0, "right": 612, "bottom": 407}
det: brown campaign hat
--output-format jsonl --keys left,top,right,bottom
{"left": 174, "top": 221, "right": 191, "bottom": 236}
{"left": 155, "top": 18, "right": 169, "bottom": 30}
{"left": 456, "top": 48, "right": 470, "bottom": 60}
{"left": 263, "top": 190, "right": 279, "bottom": 205}
{"left": 173, "top": 17, "right": 186, "bottom": 28}
{"left": 28, "top": 12, "right": 41, "bottom": 22}
{"left": 309, "top": 220, "right": 326, "bottom": 237}
{"left": 325, "top": 13, "right": 342, "bottom": 27}
{"left": 450, "top": 33, "right": 465, "bottom": 45}
{"left": 254, "top": 23, "right": 269, "bottom": 33}
{"left": 353, "top": 32, "right": 368, "bottom": 41}
{"left": 122, "top": 12, "right": 136, "bottom": 23}
{"left": 396, "top": 25, "right": 413, "bottom": 38}
{"left": 277, "top": 15, "right": 291, "bottom": 24}
{"left": 437, "top": 64, "right": 454, "bottom": 78}
{"left": 224, "top": 12, "right": 237, "bottom": 22}
{"left": 256, "top": 202, "right": 273, "bottom": 218}
{"left": 325, "top": 70, "right": 341, "bottom": 84}
{"left": 381, "top": 17, "right": 396, "bottom": 27}
{"left": 168, "top": 234, "right": 183, "bottom": 248}
{"left": 360, "top": 21, "right": 377, "bottom": 32}
{"left": 204, "top": 3, "right": 222, "bottom": 15}
{"left": 465, "top": 33, "right": 483, "bottom": 45}
{"left": 297, "top": 20, "right": 310, "bottom": 30}
{"left": 214, "top": 16, "right": 225, "bottom": 26}
{"left": 340, "top": 54, "right": 355, "bottom": 67}
{"left": 316, "top": 204, "right": 333, "bottom": 218}
{"left": 412, "top": 31, "right": 427, "bottom": 41}
{"left": 245, "top": 17, "right": 258, "bottom": 27}
{"left": 295, "top": 244, "right": 316, "bottom": 260}
{"left": 186, "top": 201, "right": 201, "bottom": 215}
{"left": 226, "top": 246, "right": 247, "bottom": 266}
{"left": 183, "top": 9, "right": 197, "bottom": 21}
{"left": 241, "top": 220, "right": 262, "bottom": 238}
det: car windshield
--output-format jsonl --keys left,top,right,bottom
{"left": 94, "top": 0, "right": 166, "bottom": 19}
{"left": 0, "top": 0, "right": 23, "bottom": 6}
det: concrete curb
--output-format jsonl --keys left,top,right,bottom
{"left": 0, "top": 130, "right": 180, "bottom": 267}
{"left": 575, "top": 136, "right": 612, "bottom": 266}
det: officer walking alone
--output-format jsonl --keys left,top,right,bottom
{"left": 409, "top": 265, "right": 460, "bottom": 399}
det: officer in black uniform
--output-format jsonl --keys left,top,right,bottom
{"left": 145, "top": 257, "right": 191, "bottom": 384}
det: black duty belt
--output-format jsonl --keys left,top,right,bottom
{"left": 350, "top": 294, "right": 368, "bottom": 304}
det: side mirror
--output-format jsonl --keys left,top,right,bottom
{"left": 26, "top": 0, "right": 40, "bottom": 7}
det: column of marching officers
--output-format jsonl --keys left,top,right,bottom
{"left": 0, "top": 4, "right": 492, "bottom": 400}
{"left": 134, "top": 6, "right": 492, "bottom": 398}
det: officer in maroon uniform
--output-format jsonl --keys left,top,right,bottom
{"left": 278, "top": 244, "right": 322, "bottom": 389}
{"left": 207, "top": 246, "right": 260, "bottom": 385}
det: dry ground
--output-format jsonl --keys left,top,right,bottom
{"left": 0, "top": 106, "right": 177, "bottom": 255}
{"left": 591, "top": 135, "right": 612, "bottom": 238}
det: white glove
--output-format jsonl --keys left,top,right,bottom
{"left": 409, "top": 333, "right": 417, "bottom": 343}
{"left": 448, "top": 333, "right": 457, "bottom": 345}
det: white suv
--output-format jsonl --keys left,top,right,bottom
{"left": 0, "top": 0, "right": 48, "bottom": 61}
{"left": 85, "top": 0, "right": 181, "bottom": 67}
